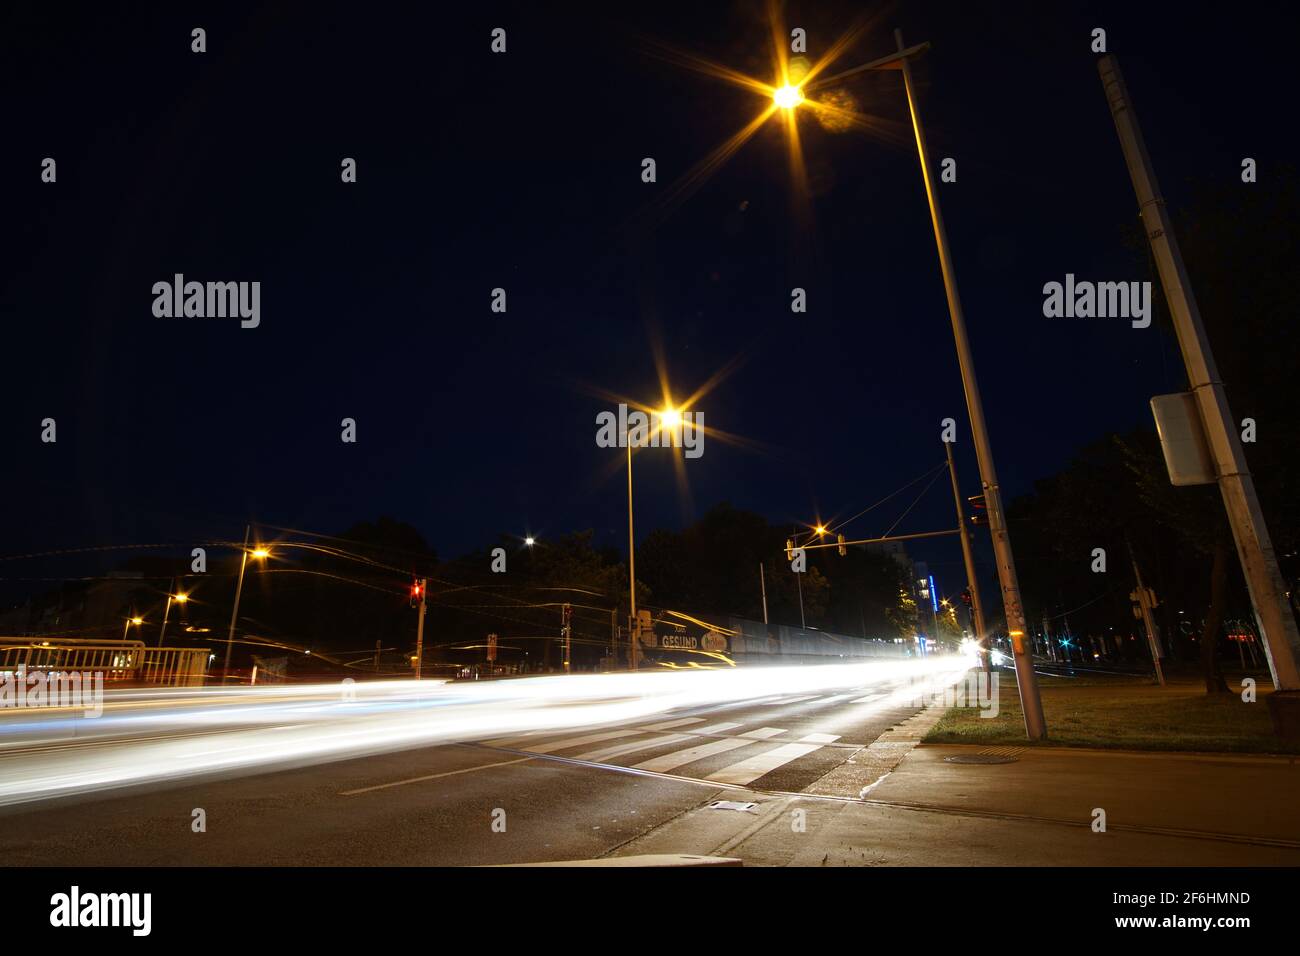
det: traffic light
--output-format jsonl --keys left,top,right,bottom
{"left": 785, "top": 538, "right": 794, "bottom": 561}
{"left": 410, "top": 580, "right": 424, "bottom": 607}
{"left": 960, "top": 588, "right": 972, "bottom": 607}
{"left": 967, "top": 494, "right": 988, "bottom": 526}
{"left": 837, "top": 533, "right": 847, "bottom": 556}
{"left": 561, "top": 603, "right": 572, "bottom": 625}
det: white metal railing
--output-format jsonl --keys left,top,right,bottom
{"left": 0, "top": 638, "right": 210, "bottom": 686}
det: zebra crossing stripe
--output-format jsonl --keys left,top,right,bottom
{"left": 810, "top": 694, "right": 853, "bottom": 705}
{"left": 765, "top": 695, "right": 818, "bottom": 705}
{"left": 631, "top": 727, "right": 786, "bottom": 774}
{"left": 500, "top": 718, "right": 705, "bottom": 755}
{"left": 851, "top": 693, "right": 887, "bottom": 704}
{"left": 704, "top": 733, "right": 841, "bottom": 786}
{"left": 574, "top": 722, "right": 742, "bottom": 763}
{"left": 482, "top": 716, "right": 700, "bottom": 750}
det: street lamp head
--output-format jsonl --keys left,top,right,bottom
{"left": 250, "top": 548, "right": 270, "bottom": 560}
{"left": 773, "top": 84, "right": 803, "bottom": 109}
{"left": 524, "top": 536, "right": 535, "bottom": 547}
{"left": 659, "top": 407, "right": 683, "bottom": 429}
{"left": 814, "top": 525, "right": 826, "bottom": 536}
{"left": 129, "top": 616, "right": 143, "bottom": 625}
{"left": 174, "top": 592, "right": 189, "bottom": 603}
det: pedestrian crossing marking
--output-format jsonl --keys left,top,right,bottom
{"left": 704, "top": 733, "right": 839, "bottom": 786}
{"left": 574, "top": 723, "right": 742, "bottom": 762}
{"left": 851, "top": 693, "right": 887, "bottom": 704}
{"left": 480, "top": 712, "right": 702, "bottom": 749}
{"left": 630, "top": 726, "right": 786, "bottom": 774}
{"left": 491, "top": 717, "right": 704, "bottom": 754}
{"left": 765, "top": 695, "right": 818, "bottom": 705}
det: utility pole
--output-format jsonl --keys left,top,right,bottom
{"left": 1127, "top": 541, "right": 1166, "bottom": 686}
{"left": 158, "top": 577, "right": 176, "bottom": 648}
{"left": 796, "top": 567, "right": 806, "bottom": 630}
{"left": 759, "top": 563, "right": 769, "bottom": 626}
{"left": 413, "top": 577, "right": 427, "bottom": 680}
{"left": 627, "top": 444, "right": 639, "bottom": 671}
{"left": 223, "top": 525, "right": 251, "bottom": 682}
{"left": 562, "top": 603, "right": 572, "bottom": 673}
{"left": 895, "top": 28, "right": 1045, "bottom": 738}
{"left": 946, "top": 443, "right": 989, "bottom": 671}
{"left": 1099, "top": 55, "right": 1300, "bottom": 693}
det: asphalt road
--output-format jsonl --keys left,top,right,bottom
{"left": 0, "top": 674, "right": 930, "bottom": 865}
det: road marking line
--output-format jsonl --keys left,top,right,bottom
{"left": 482, "top": 717, "right": 701, "bottom": 750}
{"left": 704, "top": 734, "right": 838, "bottom": 786}
{"left": 631, "top": 727, "right": 786, "bottom": 774}
{"left": 341, "top": 756, "right": 534, "bottom": 795}
{"left": 765, "top": 695, "right": 818, "bottom": 705}
{"left": 574, "top": 722, "right": 744, "bottom": 763}
{"left": 510, "top": 718, "right": 705, "bottom": 755}
{"left": 851, "top": 693, "right": 887, "bottom": 704}
{"left": 800, "top": 732, "right": 842, "bottom": 744}
{"left": 811, "top": 694, "right": 853, "bottom": 705}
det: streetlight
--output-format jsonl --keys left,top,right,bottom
{"left": 773, "top": 84, "right": 804, "bottom": 110}
{"left": 624, "top": 406, "right": 687, "bottom": 670}
{"left": 157, "top": 584, "right": 189, "bottom": 648}
{"left": 223, "top": 528, "right": 270, "bottom": 682}
{"left": 524, "top": 536, "right": 536, "bottom": 547}
{"left": 123, "top": 616, "right": 143, "bottom": 640}
{"left": 769, "top": 30, "right": 1046, "bottom": 738}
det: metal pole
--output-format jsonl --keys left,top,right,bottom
{"left": 1099, "top": 55, "right": 1300, "bottom": 691}
{"left": 895, "top": 28, "right": 1045, "bottom": 738}
{"left": 564, "top": 611, "right": 571, "bottom": 674}
{"left": 414, "top": 577, "right": 427, "bottom": 680}
{"left": 759, "top": 563, "right": 769, "bottom": 625}
{"left": 1127, "top": 542, "right": 1166, "bottom": 686}
{"left": 158, "top": 589, "right": 173, "bottom": 648}
{"left": 627, "top": 443, "right": 639, "bottom": 670}
{"left": 223, "top": 525, "right": 250, "bottom": 682}
{"left": 796, "top": 567, "right": 806, "bottom": 629}
{"left": 946, "top": 442, "right": 989, "bottom": 670}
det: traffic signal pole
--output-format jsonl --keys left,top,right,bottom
{"left": 413, "top": 578, "right": 427, "bottom": 680}
{"left": 1126, "top": 541, "right": 1165, "bottom": 686}
{"left": 895, "top": 29, "right": 1046, "bottom": 738}
{"left": 946, "top": 442, "right": 989, "bottom": 671}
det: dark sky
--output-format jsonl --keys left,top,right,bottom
{"left": 2, "top": 1, "right": 1293, "bottom": 603}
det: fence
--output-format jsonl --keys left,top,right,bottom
{"left": 0, "top": 638, "right": 210, "bottom": 687}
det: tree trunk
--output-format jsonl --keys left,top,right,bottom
{"left": 1201, "top": 533, "right": 1231, "bottom": 694}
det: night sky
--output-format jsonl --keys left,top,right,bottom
{"left": 3, "top": 1, "right": 1292, "bottom": 603}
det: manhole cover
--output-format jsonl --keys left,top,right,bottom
{"left": 944, "top": 754, "right": 1018, "bottom": 764}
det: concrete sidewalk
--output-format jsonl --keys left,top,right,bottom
{"left": 610, "top": 743, "right": 1300, "bottom": 866}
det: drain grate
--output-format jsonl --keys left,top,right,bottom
{"left": 944, "top": 754, "right": 1018, "bottom": 764}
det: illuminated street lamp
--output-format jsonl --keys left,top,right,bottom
{"left": 773, "top": 84, "right": 803, "bottom": 109}
{"left": 223, "top": 527, "right": 270, "bottom": 682}
{"left": 123, "top": 616, "right": 143, "bottom": 640}
{"left": 625, "top": 406, "right": 687, "bottom": 670}
{"left": 524, "top": 536, "right": 536, "bottom": 547}
{"left": 157, "top": 582, "right": 189, "bottom": 648}
{"left": 763, "top": 29, "right": 1047, "bottom": 738}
